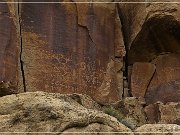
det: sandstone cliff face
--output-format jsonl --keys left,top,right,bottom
{"left": 19, "top": 1, "right": 125, "bottom": 105}
{"left": 0, "top": 1, "right": 180, "bottom": 134}
{"left": 0, "top": 0, "right": 179, "bottom": 111}
{"left": 0, "top": 1, "right": 126, "bottom": 104}
{"left": 0, "top": 3, "right": 19, "bottom": 96}
{"left": 118, "top": 1, "right": 180, "bottom": 105}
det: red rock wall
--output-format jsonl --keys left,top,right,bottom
{"left": 19, "top": 2, "right": 125, "bottom": 104}
{"left": 0, "top": 3, "right": 19, "bottom": 88}
{"left": 118, "top": 1, "right": 180, "bottom": 104}
{"left": 0, "top": 1, "right": 179, "bottom": 106}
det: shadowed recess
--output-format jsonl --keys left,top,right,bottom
{"left": 128, "top": 15, "right": 180, "bottom": 65}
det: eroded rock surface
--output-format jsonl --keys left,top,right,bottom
{"left": 0, "top": 2, "right": 179, "bottom": 133}
{"left": 120, "top": 1, "right": 180, "bottom": 105}
{"left": 145, "top": 54, "right": 180, "bottom": 104}
{"left": 135, "top": 124, "right": 180, "bottom": 135}
{"left": 159, "top": 102, "right": 180, "bottom": 125}
{"left": 0, "top": 91, "right": 132, "bottom": 134}
{"left": 144, "top": 102, "right": 180, "bottom": 125}
{"left": 112, "top": 97, "right": 147, "bottom": 129}
{"left": 131, "top": 62, "right": 155, "bottom": 98}
{"left": 0, "top": 3, "right": 19, "bottom": 96}
{"left": 17, "top": 1, "right": 126, "bottom": 105}
{"left": 144, "top": 103, "right": 160, "bottom": 124}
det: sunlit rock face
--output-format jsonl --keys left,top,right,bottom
{"left": 0, "top": 1, "right": 125, "bottom": 104}
{"left": 19, "top": 1, "right": 125, "bottom": 105}
{"left": 0, "top": 1, "right": 180, "bottom": 106}
{"left": 0, "top": 91, "right": 133, "bottom": 133}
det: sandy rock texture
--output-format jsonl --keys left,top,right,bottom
{"left": 145, "top": 102, "right": 180, "bottom": 125}
{"left": 0, "top": 91, "right": 133, "bottom": 134}
{"left": 135, "top": 124, "right": 180, "bottom": 135}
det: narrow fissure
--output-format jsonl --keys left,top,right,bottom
{"left": 146, "top": 67, "right": 156, "bottom": 93}
{"left": 117, "top": 5, "right": 130, "bottom": 97}
{"left": 18, "top": 2, "right": 26, "bottom": 92}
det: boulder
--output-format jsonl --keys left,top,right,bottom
{"left": 145, "top": 54, "right": 180, "bottom": 104}
{"left": 113, "top": 97, "right": 147, "bottom": 129}
{"left": 144, "top": 102, "right": 180, "bottom": 125}
{"left": 150, "top": 54, "right": 180, "bottom": 88}
{"left": 0, "top": 91, "right": 132, "bottom": 134}
{"left": 67, "top": 93, "right": 102, "bottom": 111}
{"left": 144, "top": 103, "right": 160, "bottom": 124}
{"left": 159, "top": 102, "right": 180, "bottom": 125}
{"left": 122, "top": 97, "right": 147, "bottom": 128}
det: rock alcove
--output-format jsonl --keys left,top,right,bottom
{"left": 128, "top": 15, "right": 180, "bottom": 104}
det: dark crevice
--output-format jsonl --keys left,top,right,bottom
{"left": 117, "top": 4, "right": 129, "bottom": 80}
{"left": 18, "top": 2, "right": 26, "bottom": 92}
{"left": 117, "top": 4, "right": 130, "bottom": 97}
{"left": 145, "top": 67, "right": 156, "bottom": 95}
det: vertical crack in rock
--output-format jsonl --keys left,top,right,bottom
{"left": 17, "top": 2, "right": 26, "bottom": 92}
{"left": 117, "top": 4, "right": 130, "bottom": 96}
{"left": 146, "top": 67, "right": 156, "bottom": 94}
{"left": 117, "top": 4, "right": 128, "bottom": 75}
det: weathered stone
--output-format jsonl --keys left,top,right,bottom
{"left": 94, "top": 58, "right": 124, "bottom": 105}
{"left": 0, "top": 3, "right": 19, "bottom": 96}
{"left": 128, "top": 16, "right": 180, "bottom": 64}
{"left": 113, "top": 97, "right": 147, "bottom": 129}
{"left": 131, "top": 62, "right": 155, "bottom": 98}
{"left": 159, "top": 102, "right": 180, "bottom": 125}
{"left": 68, "top": 93, "right": 102, "bottom": 111}
{"left": 135, "top": 124, "right": 180, "bottom": 135}
{"left": 123, "top": 97, "right": 147, "bottom": 127}
{"left": 144, "top": 101, "right": 180, "bottom": 125}
{"left": 0, "top": 91, "right": 132, "bottom": 134}
{"left": 19, "top": 2, "right": 125, "bottom": 104}
{"left": 124, "top": 88, "right": 130, "bottom": 97}
{"left": 62, "top": 123, "right": 119, "bottom": 135}
{"left": 144, "top": 103, "right": 160, "bottom": 124}
{"left": 146, "top": 80, "right": 180, "bottom": 104}
{"left": 118, "top": 1, "right": 180, "bottom": 64}
{"left": 151, "top": 54, "right": 180, "bottom": 87}
{"left": 0, "top": 81, "right": 17, "bottom": 97}
{"left": 145, "top": 54, "right": 180, "bottom": 104}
